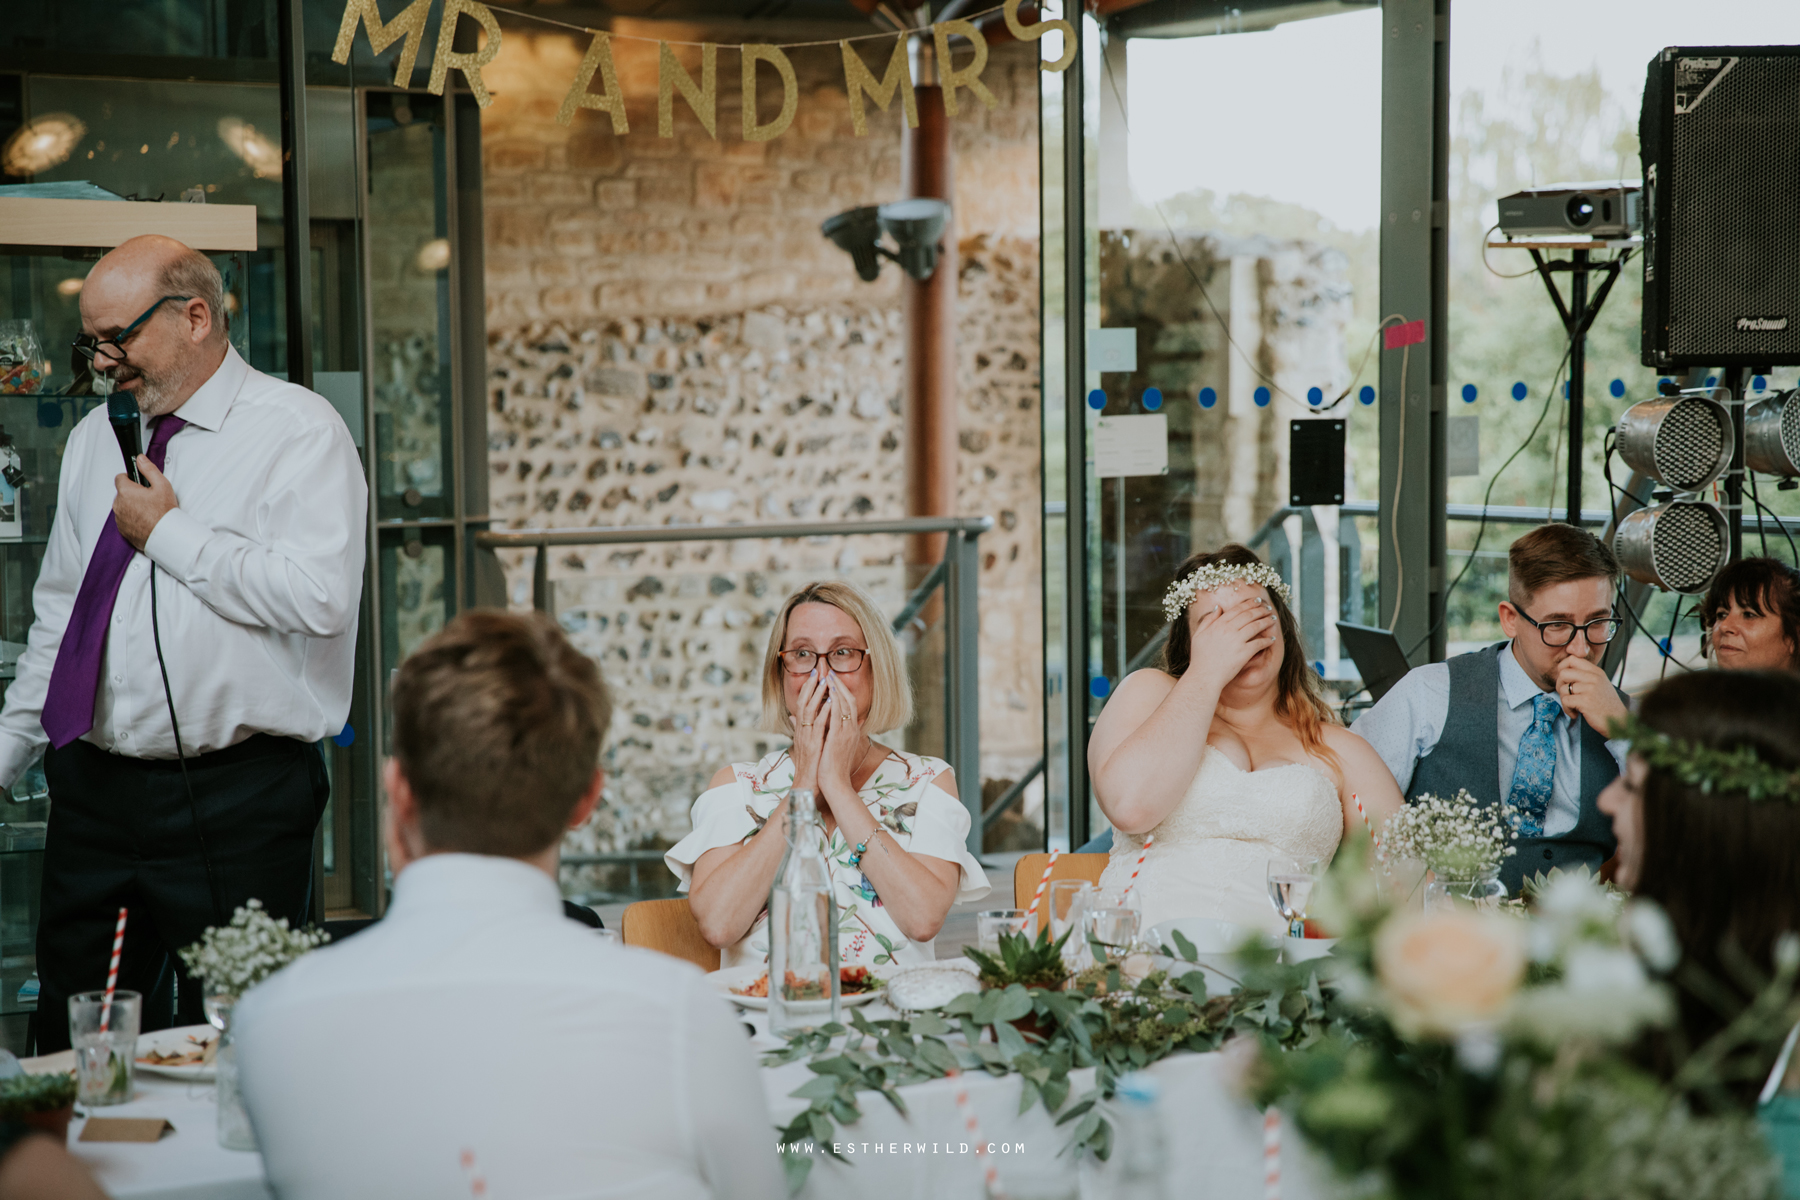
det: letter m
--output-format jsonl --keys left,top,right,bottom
{"left": 333, "top": 0, "right": 434, "bottom": 88}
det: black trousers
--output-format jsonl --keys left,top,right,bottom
{"left": 30, "top": 734, "right": 328, "bottom": 1054}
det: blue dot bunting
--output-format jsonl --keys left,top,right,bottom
{"left": 1089, "top": 676, "right": 1112, "bottom": 699}
{"left": 1307, "top": 387, "right": 1323, "bottom": 406}
{"left": 333, "top": 724, "right": 356, "bottom": 748}
{"left": 1087, "top": 389, "right": 1106, "bottom": 411}
{"left": 1359, "top": 386, "right": 1376, "bottom": 406}
{"left": 1199, "top": 387, "right": 1218, "bottom": 409}
{"left": 1562, "top": 381, "right": 1570, "bottom": 399}
{"left": 1254, "top": 386, "right": 1271, "bottom": 407}
{"left": 1142, "top": 387, "right": 1163, "bottom": 411}
{"left": 1706, "top": 376, "right": 1719, "bottom": 387}
{"left": 1610, "top": 379, "right": 1625, "bottom": 398}
{"left": 1754, "top": 375, "right": 1768, "bottom": 391}
{"left": 1512, "top": 382, "right": 1528, "bottom": 401}
{"left": 1461, "top": 384, "right": 1477, "bottom": 403}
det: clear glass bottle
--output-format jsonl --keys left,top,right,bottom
{"left": 767, "top": 788, "right": 839, "bottom": 1036}
{"left": 1111, "top": 1072, "right": 1168, "bottom": 1200}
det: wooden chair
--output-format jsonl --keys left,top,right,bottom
{"left": 1012, "top": 852, "right": 1110, "bottom": 927}
{"left": 621, "top": 898, "right": 720, "bottom": 972}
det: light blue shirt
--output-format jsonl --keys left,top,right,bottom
{"left": 1350, "top": 641, "right": 1628, "bottom": 837}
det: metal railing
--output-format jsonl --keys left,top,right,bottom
{"left": 473, "top": 515, "right": 993, "bottom": 856}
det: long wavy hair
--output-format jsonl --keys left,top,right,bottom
{"left": 1160, "top": 544, "right": 1339, "bottom": 767}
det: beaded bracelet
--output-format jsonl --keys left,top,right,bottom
{"left": 848, "top": 835, "right": 873, "bottom": 869}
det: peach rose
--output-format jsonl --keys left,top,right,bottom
{"left": 1375, "top": 909, "right": 1526, "bottom": 1038}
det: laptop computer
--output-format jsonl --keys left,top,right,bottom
{"left": 1335, "top": 621, "right": 1415, "bottom": 703}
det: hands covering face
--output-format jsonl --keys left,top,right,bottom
{"left": 1187, "top": 588, "right": 1279, "bottom": 687}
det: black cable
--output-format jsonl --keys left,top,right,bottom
{"left": 149, "top": 566, "right": 224, "bottom": 927}
{"left": 1747, "top": 470, "right": 1800, "bottom": 564}
{"left": 1402, "top": 340, "right": 1576, "bottom": 660}
{"left": 1749, "top": 468, "right": 1770, "bottom": 558}
{"left": 1661, "top": 596, "right": 1682, "bottom": 683}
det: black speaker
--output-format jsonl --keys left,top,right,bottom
{"left": 1640, "top": 46, "right": 1800, "bottom": 370}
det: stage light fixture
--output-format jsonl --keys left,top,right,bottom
{"left": 1614, "top": 389, "right": 1734, "bottom": 492}
{"left": 1613, "top": 500, "right": 1729, "bottom": 594}
{"left": 1745, "top": 388, "right": 1800, "bottom": 477}
{"left": 821, "top": 198, "right": 951, "bottom": 283}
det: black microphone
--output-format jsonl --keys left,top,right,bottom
{"left": 106, "top": 393, "right": 144, "bottom": 486}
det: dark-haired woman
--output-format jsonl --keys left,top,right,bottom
{"left": 1701, "top": 556, "right": 1800, "bottom": 672}
{"left": 1087, "top": 546, "right": 1404, "bottom": 935}
{"left": 1598, "top": 668, "right": 1800, "bottom": 1070}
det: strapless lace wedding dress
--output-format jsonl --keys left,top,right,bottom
{"left": 1098, "top": 745, "right": 1343, "bottom": 938}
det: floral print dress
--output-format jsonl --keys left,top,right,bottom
{"left": 664, "top": 748, "right": 991, "bottom": 969}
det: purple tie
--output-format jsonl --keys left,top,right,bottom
{"left": 42, "top": 415, "right": 187, "bottom": 749}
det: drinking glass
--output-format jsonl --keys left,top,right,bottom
{"left": 1267, "top": 857, "right": 1326, "bottom": 939}
{"left": 69, "top": 990, "right": 139, "bottom": 1107}
{"left": 1081, "top": 886, "right": 1143, "bottom": 964}
{"left": 976, "top": 909, "right": 1031, "bottom": 954}
{"left": 1048, "top": 880, "right": 1094, "bottom": 941}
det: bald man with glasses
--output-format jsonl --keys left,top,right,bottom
{"left": 0, "top": 235, "right": 365, "bottom": 1051}
{"left": 1351, "top": 523, "right": 1632, "bottom": 893}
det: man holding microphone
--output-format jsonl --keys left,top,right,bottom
{"left": 0, "top": 235, "right": 366, "bottom": 1051}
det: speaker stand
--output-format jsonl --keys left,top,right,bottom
{"left": 1524, "top": 245, "right": 1635, "bottom": 524}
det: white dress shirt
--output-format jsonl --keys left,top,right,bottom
{"left": 235, "top": 854, "right": 784, "bottom": 1200}
{"left": 1350, "top": 641, "right": 1628, "bottom": 837}
{"left": 0, "top": 346, "right": 366, "bottom": 785}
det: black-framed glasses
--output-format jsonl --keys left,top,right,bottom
{"left": 777, "top": 647, "right": 869, "bottom": 675}
{"left": 72, "top": 295, "right": 191, "bottom": 368}
{"left": 1516, "top": 609, "right": 1621, "bottom": 647}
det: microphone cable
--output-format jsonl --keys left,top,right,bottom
{"left": 148, "top": 565, "right": 224, "bottom": 928}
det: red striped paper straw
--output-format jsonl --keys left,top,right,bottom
{"left": 1029, "top": 848, "right": 1061, "bottom": 931}
{"left": 99, "top": 906, "right": 127, "bottom": 1033}
{"left": 1263, "top": 1108, "right": 1282, "bottom": 1200}
{"left": 1121, "top": 833, "right": 1154, "bottom": 898}
{"left": 1353, "top": 793, "right": 1381, "bottom": 851}
{"left": 949, "top": 1069, "right": 1004, "bottom": 1198}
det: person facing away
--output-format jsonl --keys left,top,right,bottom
{"left": 0, "top": 235, "right": 365, "bottom": 1051}
{"left": 1085, "top": 546, "right": 1403, "bottom": 936}
{"left": 233, "top": 611, "right": 783, "bottom": 1200}
{"left": 1352, "top": 522, "right": 1629, "bottom": 894}
{"left": 1597, "top": 668, "right": 1800, "bottom": 1103}
{"left": 668, "top": 579, "right": 989, "bottom": 968}
{"left": 1699, "top": 556, "right": 1800, "bottom": 672}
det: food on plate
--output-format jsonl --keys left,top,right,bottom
{"left": 137, "top": 1033, "right": 218, "bottom": 1068}
{"left": 729, "top": 966, "right": 880, "bottom": 998}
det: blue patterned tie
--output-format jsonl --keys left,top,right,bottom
{"left": 1507, "top": 692, "right": 1561, "bottom": 838}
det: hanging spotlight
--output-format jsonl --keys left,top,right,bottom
{"left": 1745, "top": 388, "right": 1800, "bottom": 477}
{"left": 1614, "top": 389, "right": 1734, "bottom": 492}
{"left": 1613, "top": 501, "right": 1729, "bottom": 594}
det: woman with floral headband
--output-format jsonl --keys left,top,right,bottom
{"left": 666, "top": 579, "right": 990, "bottom": 970}
{"left": 1598, "top": 669, "right": 1800, "bottom": 1072}
{"left": 1088, "top": 545, "right": 1405, "bottom": 936}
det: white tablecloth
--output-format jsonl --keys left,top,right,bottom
{"left": 28, "top": 1007, "right": 1332, "bottom": 1200}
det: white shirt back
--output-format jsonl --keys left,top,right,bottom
{"left": 234, "top": 854, "right": 784, "bottom": 1200}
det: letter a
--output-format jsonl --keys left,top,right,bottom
{"left": 558, "top": 31, "right": 629, "bottom": 132}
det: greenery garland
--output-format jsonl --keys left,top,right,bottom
{"left": 1610, "top": 713, "right": 1800, "bottom": 803}
{"left": 763, "top": 933, "right": 1333, "bottom": 1193}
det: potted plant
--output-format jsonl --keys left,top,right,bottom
{"left": 964, "top": 926, "right": 1073, "bottom": 1041}
{"left": 0, "top": 1072, "right": 78, "bottom": 1143}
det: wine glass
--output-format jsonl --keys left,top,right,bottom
{"left": 1267, "top": 857, "right": 1325, "bottom": 939}
{"left": 1081, "top": 886, "right": 1143, "bottom": 964}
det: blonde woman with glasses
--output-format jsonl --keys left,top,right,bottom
{"left": 666, "top": 580, "right": 990, "bottom": 968}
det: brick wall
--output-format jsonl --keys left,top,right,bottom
{"left": 477, "top": 27, "right": 1044, "bottom": 865}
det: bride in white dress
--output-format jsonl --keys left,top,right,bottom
{"left": 1089, "top": 547, "right": 1405, "bottom": 937}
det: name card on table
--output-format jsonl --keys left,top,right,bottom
{"left": 81, "top": 1117, "right": 176, "bottom": 1143}
{"left": 1094, "top": 414, "right": 1168, "bottom": 479}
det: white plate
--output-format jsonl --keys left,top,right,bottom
{"left": 135, "top": 1024, "right": 218, "bottom": 1081}
{"left": 883, "top": 961, "right": 980, "bottom": 1011}
{"left": 707, "top": 966, "right": 883, "bottom": 1012}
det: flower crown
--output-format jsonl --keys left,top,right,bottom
{"left": 1609, "top": 713, "right": 1800, "bottom": 803}
{"left": 1161, "top": 561, "right": 1291, "bottom": 623}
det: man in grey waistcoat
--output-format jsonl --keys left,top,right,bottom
{"left": 1351, "top": 523, "right": 1629, "bottom": 894}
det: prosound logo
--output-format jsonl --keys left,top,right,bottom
{"left": 1737, "top": 316, "right": 1791, "bottom": 332}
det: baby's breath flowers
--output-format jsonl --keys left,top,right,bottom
{"left": 1161, "top": 561, "right": 1291, "bottom": 622}
{"left": 1378, "top": 789, "right": 1517, "bottom": 879}
{"left": 178, "top": 899, "right": 329, "bottom": 997}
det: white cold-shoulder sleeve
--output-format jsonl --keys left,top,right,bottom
{"left": 906, "top": 781, "right": 993, "bottom": 904}
{"left": 664, "top": 776, "right": 760, "bottom": 892}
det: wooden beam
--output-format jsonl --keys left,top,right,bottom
{"left": 0, "top": 198, "right": 258, "bottom": 252}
